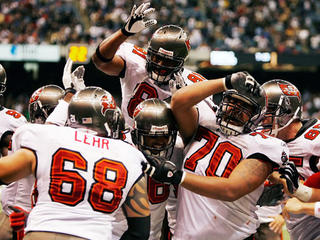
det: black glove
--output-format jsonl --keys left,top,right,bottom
{"left": 224, "top": 71, "right": 261, "bottom": 96}
{"left": 279, "top": 162, "right": 300, "bottom": 194}
{"left": 122, "top": 2, "right": 157, "bottom": 36}
{"left": 141, "top": 155, "right": 184, "bottom": 185}
{"left": 257, "top": 184, "right": 284, "bottom": 206}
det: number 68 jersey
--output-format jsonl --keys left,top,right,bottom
{"left": 174, "top": 103, "right": 289, "bottom": 240}
{"left": 11, "top": 123, "right": 146, "bottom": 240}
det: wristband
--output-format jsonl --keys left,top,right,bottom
{"left": 65, "top": 88, "right": 76, "bottom": 95}
{"left": 173, "top": 170, "right": 185, "bottom": 185}
{"left": 293, "top": 183, "right": 313, "bottom": 202}
{"left": 314, "top": 202, "right": 320, "bottom": 218}
{"left": 121, "top": 28, "right": 135, "bottom": 37}
{"left": 95, "top": 44, "right": 114, "bottom": 63}
{"left": 224, "top": 75, "right": 233, "bottom": 90}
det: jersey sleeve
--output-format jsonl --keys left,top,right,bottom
{"left": 11, "top": 124, "right": 39, "bottom": 152}
{"left": 249, "top": 134, "right": 289, "bottom": 168}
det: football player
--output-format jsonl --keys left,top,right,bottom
{"left": 1, "top": 59, "right": 85, "bottom": 240}
{"left": 91, "top": 2, "right": 208, "bottom": 129}
{"left": 0, "top": 63, "right": 28, "bottom": 240}
{"left": 260, "top": 79, "right": 320, "bottom": 240}
{"left": 143, "top": 72, "right": 290, "bottom": 239}
{"left": 112, "top": 98, "right": 183, "bottom": 240}
{"left": 0, "top": 87, "right": 150, "bottom": 239}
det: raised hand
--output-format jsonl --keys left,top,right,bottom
{"left": 169, "top": 72, "right": 186, "bottom": 94}
{"left": 224, "top": 71, "right": 261, "bottom": 96}
{"left": 62, "top": 58, "right": 86, "bottom": 92}
{"left": 122, "top": 2, "right": 157, "bottom": 36}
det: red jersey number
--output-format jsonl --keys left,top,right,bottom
{"left": 6, "top": 110, "right": 22, "bottom": 119}
{"left": 127, "top": 82, "right": 158, "bottom": 118}
{"left": 184, "top": 126, "right": 242, "bottom": 178}
{"left": 49, "top": 148, "right": 128, "bottom": 213}
{"left": 147, "top": 176, "right": 170, "bottom": 204}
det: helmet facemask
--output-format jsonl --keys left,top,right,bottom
{"left": 259, "top": 79, "right": 302, "bottom": 137}
{"left": 29, "top": 101, "right": 56, "bottom": 124}
{"left": 146, "top": 48, "right": 184, "bottom": 84}
{"left": 216, "top": 91, "right": 264, "bottom": 136}
{"left": 133, "top": 127, "right": 177, "bottom": 159}
{"left": 261, "top": 95, "right": 301, "bottom": 137}
{"left": 146, "top": 25, "right": 190, "bottom": 85}
{"left": 131, "top": 98, "right": 178, "bottom": 160}
{"left": 28, "top": 85, "right": 64, "bottom": 124}
{"left": 0, "top": 64, "right": 7, "bottom": 97}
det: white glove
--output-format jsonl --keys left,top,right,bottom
{"left": 121, "top": 2, "right": 157, "bottom": 36}
{"left": 71, "top": 65, "right": 86, "bottom": 91}
{"left": 62, "top": 58, "right": 74, "bottom": 89}
{"left": 169, "top": 73, "right": 185, "bottom": 94}
{"left": 62, "top": 58, "right": 86, "bottom": 92}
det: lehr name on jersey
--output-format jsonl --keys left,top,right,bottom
{"left": 74, "top": 130, "right": 109, "bottom": 150}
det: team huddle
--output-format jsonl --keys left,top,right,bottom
{"left": 0, "top": 2, "right": 320, "bottom": 240}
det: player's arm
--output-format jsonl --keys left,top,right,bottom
{"left": 171, "top": 77, "right": 225, "bottom": 144}
{"left": 0, "top": 148, "right": 36, "bottom": 184}
{"left": 91, "top": 30, "right": 128, "bottom": 76}
{"left": 46, "top": 58, "right": 86, "bottom": 126}
{"left": 282, "top": 197, "right": 316, "bottom": 219}
{"left": 121, "top": 176, "right": 150, "bottom": 240}
{"left": 181, "top": 158, "right": 273, "bottom": 201}
{"left": 171, "top": 72, "right": 260, "bottom": 144}
{"left": 143, "top": 156, "right": 272, "bottom": 201}
{"left": 92, "top": 2, "right": 156, "bottom": 76}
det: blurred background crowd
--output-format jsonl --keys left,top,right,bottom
{"left": 0, "top": 0, "right": 320, "bottom": 121}
{"left": 1, "top": 0, "right": 319, "bottom": 52}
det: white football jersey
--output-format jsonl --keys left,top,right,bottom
{"left": 0, "top": 107, "right": 30, "bottom": 214}
{"left": 0, "top": 107, "right": 27, "bottom": 143}
{"left": 115, "top": 42, "right": 207, "bottom": 129}
{"left": 11, "top": 124, "right": 146, "bottom": 240}
{"left": 284, "top": 118, "right": 320, "bottom": 240}
{"left": 112, "top": 132, "right": 184, "bottom": 240}
{"left": 173, "top": 103, "right": 289, "bottom": 240}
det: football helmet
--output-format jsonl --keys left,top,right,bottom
{"left": 68, "top": 86, "right": 123, "bottom": 138}
{"left": 216, "top": 88, "right": 266, "bottom": 136}
{"left": 146, "top": 25, "right": 190, "bottom": 84}
{"left": 0, "top": 64, "right": 7, "bottom": 96}
{"left": 28, "top": 85, "right": 64, "bottom": 124}
{"left": 260, "top": 79, "right": 302, "bottom": 137}
{"left": 131, "top": 98, "right": 177, "bottom": 159}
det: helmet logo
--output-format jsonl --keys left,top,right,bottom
{"left": 185, "top": 39, "right": 191, "bottom": 51}
{"left": 133, "top": 104, "right": 143, "bottom": 118}
{"left": 29, "top": 88, "right": 43, "bottom": 104}
{"left": 159, "top": 47, "right": 174, "bottom": 57}
{"left": 101, "top": 95, "right": 116, "bottom": 116}
{"left": 279, "top": 84, "right": 301, "bottom": 100}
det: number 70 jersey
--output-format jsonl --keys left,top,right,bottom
{"left": 115, "top": 42, "right": 207, "bottom": 129}
{"left": 174, "top": 103, "right": 289, "bottom": 239}
{"left": 11, "top": 123, "right": 146, "bottom": 240}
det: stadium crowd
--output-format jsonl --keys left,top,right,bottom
{"left": 1, "top": 1, "right": 320, "bottom": 240}
{"left": 0, "top": 0, "right": 319, "bottom": 53}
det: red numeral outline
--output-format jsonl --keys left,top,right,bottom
{"left": 6, "top": 110, "right": 22, "bottom": 119}
{"left": 187, "top": 72, "right": 206, "bottom": 83}
{"left": 184, "top": 126, "right": 242, "bottom": 178}
{"left": 132, "top": 45, "right": 147, "bottom": 59}
{"left": 147, "top": 176, "right": 170, "bottom": 204}
{"left": 127, "top": 82, "right": 158, "bottom": 118}
{"left": 49, "top": 148, "right": 128, "bottom": 213}
{"left": 289, "top": 156, "right": 303, "bottom": 167}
